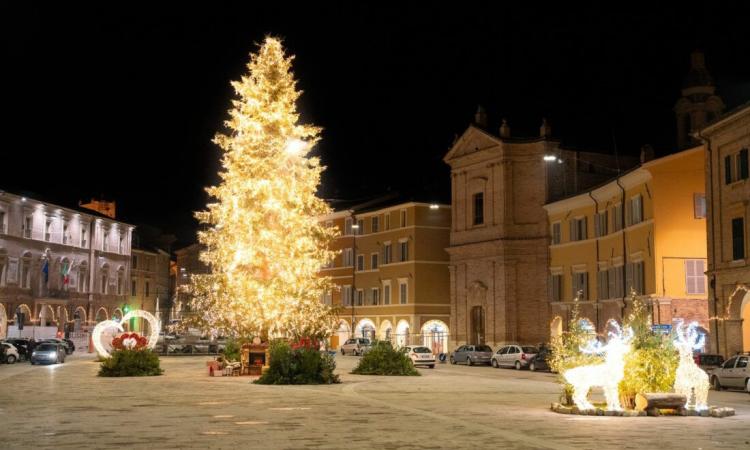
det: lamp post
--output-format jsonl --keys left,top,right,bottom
{"left": 351, "top": 219, "right": 359, "bottom": 338}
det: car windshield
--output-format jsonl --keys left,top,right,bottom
{"left": 475, "top": 345, "right": 492, "bottom": 352}
{"left": 37, "top": 344, "right": 57, "bottom": 351}
{"left": 522, "top": 346, "right": 538, "bottom": 353}
{"left": 412, "top": 347, "right": 431, "bottom": 353}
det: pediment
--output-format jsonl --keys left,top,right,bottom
{"left": 443, "top": 125, "right": 502, "bottom": 164}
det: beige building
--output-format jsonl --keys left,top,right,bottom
{"left": 129, "top": 247, "right": 170, "bottom": 330}
{"left": 444, "top": 113, "right": 636, "bottom": 349}
{"left": 697, "top": 102, "right": 750, "bottom": 356}
{"left": 320, "top": 199, "right": 452, "bottom": 354}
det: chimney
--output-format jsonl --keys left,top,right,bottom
{"left": 540, "top": 118, "right": 551, "bottom": 138}
{"left": 499, "top": 118, "right": 510, "bottom": 138}
{"left": 474, "top": 105, "right": 487, "bottom": 128}
{"left": 640, "top": 144, "right": 655, "bottom": 164}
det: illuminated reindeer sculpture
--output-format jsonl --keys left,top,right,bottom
{"left": 673, "top": 320, "right": 709, "bottom": 411}
{"left": 563, "top": 323, "right": 634, "bottom": 411}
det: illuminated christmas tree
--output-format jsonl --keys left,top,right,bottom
{"left": 187, "top": 37, "right": 339, "bottom": 341}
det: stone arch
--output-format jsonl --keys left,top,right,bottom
{"left": 16, "top": 304, "right": 32, "bottom": 325}
{"left": 332, "top": 320, "right": 350, "bottom": 349}
{"left": 38, "top": 304, "right": 55, "bottom": 327}
{"left": 421, "top": 320, "right": 449, "bottom": 355}
{"left": 354, "top": 318, "right": 376, "bottom": 340}
{"left": 112, "top": 308, "right": 123, "bottom": 321}
{"left": 95, "top": 307, "right": 108, "bottom": 322}
{"left": 741, "top": 291, "right": 750, "bottom": 352}
{"left": 550, "top": 316, "right": 563, "bottom": 340}
{"left": 395, "top": 319, "right": 410, "bottom": 347}
{"left": 379, "top": 320, "right": 393, "bottom": 342}
{"left": 73, "top": 306, "right": 87, "bottom": 331}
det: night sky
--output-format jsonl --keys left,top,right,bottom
{"left": 3, "top": 4, "right": 750, "bottom": 247}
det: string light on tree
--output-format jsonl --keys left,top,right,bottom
{"left": 185, "top": 37, "right": 339, "bottom": 341}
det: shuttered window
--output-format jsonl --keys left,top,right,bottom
{"left": 685, "top": 260, "right": 706, "bottom": 295}
{"left": 572, "top": 272, "right": 589, "bottom": 300}
{"left": 597, "top": 270, "right": 609, "bottom": 300}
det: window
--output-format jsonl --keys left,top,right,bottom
{"left": 0, "top": 210, "right": 5, "bottom": 234}
{"left": 117, "top": 269, "right": 124, "bottom": 295}
{"left": 737, "top": 357, "right": 748, "bottom": 368}
{"left": 626, "top": 261, "right": 645, "bottom": 295}
{"left": 20, "top": 254, "right": 31, "bottom": 289}
{"left": 595, "top": 211, "right": 608, "bottom": 237}
{"left": 685, "top": 260, "right": 706, "bottom": 295}
{"left": 383, "top": 243, "right": 392, "bottom": 264}
{"left": 145, "top": 281, "right": 150, "bottom": 297}
{"left": 356, "top": 289, "right": 364, "bottom": 306}
{"left": 383, "top": 283, "right": 391, "bottom": 305}
{"left": 343, "top": 248, "right": 354, "bottom": 266}
{"left": 0, "top": 251, "right": 6, "bottom": 286}
{"left": 80, "top": 227, "right": 88, "bottom": 248}
{"left": 78, "top": 263, "right": 88, "bottom": 292}
{"left": 551, "top": 274, "right": 562, "bottom": 302}
{"left": 570, "top": 217, "right": 587, "bottom": 241}
{"left": 628, "top": 195, "right": 643, "bottom": 226}
{"left": 103, "top": 231, "right": 110, "bottom": 252}
{"left": 356, "top": 219, "right": 364, "bottom": 235}
{"left": 344, "top": 218, "right": 353, "bottom": 236}
{"left": 371, "top": 216, "right": 379, "bottom": 233}
{"left": 357, "top": 254, "right": 365, "bottom": 271}
{"left": 725, "top": 149, "right": 749, "bottom": 184}
{"left": 62, "top": 221, "right": 70, "bottom": 244}
{"left": 371, "top": 253, "right": 378, "bottom": 270}
{"left": 608, "top": 266, "right": 624, "bottom": 298}
{"left": 119, "top": 235, "right": 125, "bottom": 254}
{"left": 472, "top": 193, "right": 484, "bottom": 226}
{"left": 100, "top": 268, "right": 108, "bottom": 294}
{"left": 400, "top": 209, "right": 407, "bottom": 227}
{"left": 399, "top": 281, "right": 408, "bottom": 304}
{"left": 384, "top": 213, "right": 390, "bottom": 230}
{"left": 572, "top": 272, "right": 588, "bottom": 300}
{"left": 732, "top": 217, "right": 745, "bottom": 261}
{"left": 131, "top": 279, "right": 137, "bottom": 296}
{"left": 399, "top": 241, "right": 409, "bottom": 262}
{"left": 612, "top": 204, "right": 623, "bottom": 232}
{"left": 551, "top": 222, "right": 561, "bottom": 244}
{"left": 132, "top": 255, "right": 138, "bottom": 269}
{"left": 597, "top": 269, "right": 609, "bottom": 300}
{"left": 371, "top": 288, "right": 379, "bottom": 305}
{"left": 23, "top": 215, "right": 32, "bottom": 238}
{"left": 45, "top": 217, "right": 53, "bottom": 242}
{"left": 322, "top": 290, "right": 332, "bottom": 305}
{"left": 693, "top": 194, "right": 706, "bottom": 219}
{"left": 342, "top": 285, "right": 352, "bottom": 306}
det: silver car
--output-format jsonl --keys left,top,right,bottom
{"left": 710, "top": 354, "right": 749, "bottom": 392}
{"left": 340, "top": 338, "right": 371, "bottom": 356}
{"left": 449, "top": 345, "right": 493, "bottom": 366}
{"left": 491, "top": 345, "right": 539, "bottom": 370}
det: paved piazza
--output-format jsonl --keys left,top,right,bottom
{"left": 0, "top": 354, "right": 748, "bottom": 449}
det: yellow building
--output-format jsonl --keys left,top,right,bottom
{"left": 320, "top": 199, "right": 452, "bottom": 354}
{"left": 543, "top": 147, "right": 709, "bottom": 338}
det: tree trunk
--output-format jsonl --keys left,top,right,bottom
{"left": 634, "top": 393, "right": 687, "bottom": 412}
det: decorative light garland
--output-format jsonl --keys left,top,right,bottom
{"left": 92, "top": 309, "right": 161, "bottom": 358}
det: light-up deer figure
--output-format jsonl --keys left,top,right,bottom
{"left": 563, "top": 323, "right": 634, "bottom": 411}
{"left": 673, "top": 320, "right": 709, "bottom": 411}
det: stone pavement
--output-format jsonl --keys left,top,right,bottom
{"left": 0, "top": 354, "right": 748, "bottom": 449}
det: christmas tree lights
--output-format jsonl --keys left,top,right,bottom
{"left": 186, "top": 37, "right": 339, "bottom": 340}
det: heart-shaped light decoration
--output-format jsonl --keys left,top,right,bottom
{"left": 92, "top": 309, "right": 162, "bottom": 358}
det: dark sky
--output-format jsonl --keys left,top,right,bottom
{"left": 2, "top": 4, "right": 750, "bottom": 246}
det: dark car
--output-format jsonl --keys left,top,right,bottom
{"left": 31, "top": 343, "right": 66, "bottom": 365}
{"left": 528, "top": 349, "right": 552, "bottom": 372}
{"left": 38, "top": 339, "right": 73, "bottom": 355}
{"left": 694, "top": 353, "right": 724, "bottom": 373}
{"left": 450, "top": 345, "right": 493, "bottom": 366}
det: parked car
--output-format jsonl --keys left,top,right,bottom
{"left": 491, "top": 345, "right": 539, "bottom": 370}
{"left": 340, "top": 338, "right": 371, "bottom": 356}
{"left": 38, "top": 338, "right": 73, "bottom": 355}
{"left": 402, "top": 345, "right": 436, "bottom": 368}
{"left": 694, "top": 353, "right": 724, "bottom": 373}
{"left": 0, "top": 342, "right": 20, "bottom": 364}
{"left": 710, "top": 354, "right": 749, "bottom": 391}
{"left": 450, "top": 345, "right": 493, "bottom": 366}
{"left": 31, "top": 343, "right": 66, "bottom": 365}
{"left": 527, "top": 349, "right": 552, "bottom": 372}
{"left": 2, "top": 338, "right": 35, "bottom": 361}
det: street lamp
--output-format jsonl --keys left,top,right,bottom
{"left": 351, "top": 220, "right": 359, "bottom": 338}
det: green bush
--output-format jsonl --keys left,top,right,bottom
{"left": 351, "top": 341, "right": 420, "bottom": 376}
{"left": 255, "top": 340, "right": 340, "bottom": 385}
{"left": 98, "top": 349, "right": 164, "bottom": 377}
{"left": 222, "top": 338, "right": 241, "bottom": 362}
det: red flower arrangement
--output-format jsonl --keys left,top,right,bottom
{"left": 291, "top": 338, "right": 320, "bottom": 350}
{"left": 111, "top": 332, "right": 149, "bottom": 351}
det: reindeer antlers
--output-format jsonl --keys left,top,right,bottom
{"left": 674, "top": 320, "right": 705, "bottom": 351}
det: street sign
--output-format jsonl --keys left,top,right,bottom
{"left": 651, "top": 324, "right": 672, "bottom": 334}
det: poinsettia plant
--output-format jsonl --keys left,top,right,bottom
{"left": 112, "top": 332, "right": 149, "bottom": 351}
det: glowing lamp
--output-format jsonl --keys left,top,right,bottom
{"left": 543, "top": 155, "right": 557, "bottom": 161}
{"left": 284, "top": 139, "right": 308, "bottom": 156}
{"left": 429, "top": 204, "right": 439, "bottom": 210}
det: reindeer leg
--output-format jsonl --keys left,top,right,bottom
{"left": 605, "top": 386, "right": 621, "bottom": 411}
